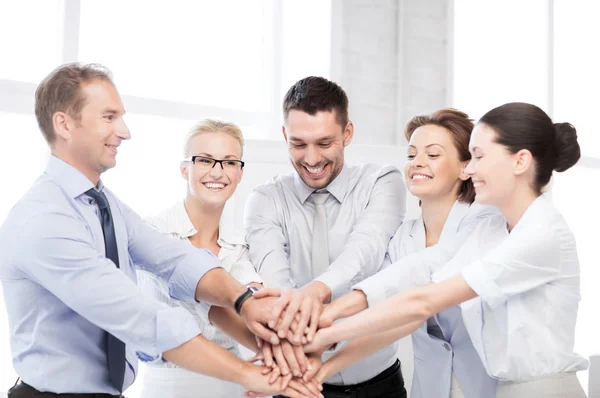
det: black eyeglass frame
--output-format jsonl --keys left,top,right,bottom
{"left": 183, "top": 155, "right": 245, "bottom": 170}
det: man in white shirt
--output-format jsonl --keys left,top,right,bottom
{"left": 245, "top": 76, "right": 408, "bottom": 397}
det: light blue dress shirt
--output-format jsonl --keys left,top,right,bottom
{"left": 0, "top": 156, "right": 220, "bottom": 394}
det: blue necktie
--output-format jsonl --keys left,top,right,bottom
{"left": 85, "top": 188, "right": 126, "bottom": 393}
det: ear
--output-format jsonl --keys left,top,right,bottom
{"left": 53, "top": 111, "right": 73, "bottom": 141}
{"left": 513, "top": 149, "right": 533, "bottom": 176}
{"left": 180, "top": 162, "right": 189, "bottom": 180}
{"left": 282, "top": 125, "right": 288, "bottom": 143}
{"left": 343, "top": 121, "right": 354, "bottom": 147}
{"left": 458, "top": 161, "right": 470, "bottom": 181}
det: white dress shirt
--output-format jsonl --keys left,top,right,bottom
{"left": 361, "top": 201, "right": 500, "bottom": 398}
{"left": 453, "top": 195, "right": 589, "bottom": 381}
{"left": 245, "top": 163, "right": 406, "bottom": 385}
{"left": 137, "top": 200, "right": 262, "bottom": 362}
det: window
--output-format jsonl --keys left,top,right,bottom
{"left": 454, "top": 1, "right": 600, "bottom": 391}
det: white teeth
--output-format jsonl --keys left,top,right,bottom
{"left": 412, "top": 174, "right": 431, "bottom": 180}
{"left": 105, "top": 145, "right": 117, "bottom": 149}
{"left": 473, "top": 182, "right": 483, "bottom": 187}
{"left": 306, "top": 166, "right": 324, "bottom": 174}
{"left": 204, "top": 183, "right": 225, "bottom": 189}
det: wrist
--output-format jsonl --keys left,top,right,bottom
{"left": 234, "top": 360, "right": 255, "bottom": 388}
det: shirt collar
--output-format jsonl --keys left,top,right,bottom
{"left": 294, "top": 164, "right": 350, "bottom": 204}
{"left": 44, "top": 155, "right": 98, "bottom": 198}
{"left": 172, "top": 200, "right": 246, "bottom": 246}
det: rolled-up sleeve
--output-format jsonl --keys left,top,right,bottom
{"left": 245, "top": 188, "right": 294, "bottom": 288}
{"left": 461, "top": 223, "right": 564, "bottom": 310}
{"left": 17, "top": 208, "right": 202, "bottom": 357}
{"left": 316, "top": 168, "right": 406, "bottom": 299}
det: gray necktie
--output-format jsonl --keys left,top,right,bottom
{"left": 311, "top": 192, "right": 330, "bottom": 278}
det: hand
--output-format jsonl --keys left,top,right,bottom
{"left": 244, "top": 360, "right": 323, "bottom": 398}
{"left": 240, "top": 295, "right": 281, "bottom": 345}
{"left": 303, "top": 328, "right": 333, "bottom": 355}
{"left": 244, "top": 374, "right": 323, "bottom": 398}
{"left": 254, "top": 287, "right": 323, "bottom": 344}
{"left": 301, "top": 354, "right": 324, "bottom": 383}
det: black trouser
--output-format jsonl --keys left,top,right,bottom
{"left": 276, "top": 359, "right": 406, "bottom": 398}
{"left": 8, "top": 382, "right": 122, "bottom": 398}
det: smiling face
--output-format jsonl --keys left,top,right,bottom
{"left": 465, "top": 123, "right": 518, "bottom": 206}
{"left": 58, "top": 80, "right": 130, "bottom": 183}
{"left": 404, "top": 124, "right": 469, "bottom": 202}
{"left": 283, "top": 109, "right": 353, "bottom": 189}
{"left": 182, "top": 131, "right": 243, "bottom": 207}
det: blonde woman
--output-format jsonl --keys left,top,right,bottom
{"left": 137, "top": 120, "right": 262, "bottom": 398}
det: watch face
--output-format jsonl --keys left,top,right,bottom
{"left": 249, "top": 286, "right": 260, "bottom": 293}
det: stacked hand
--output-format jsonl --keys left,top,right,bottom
{"left": 240, "top": 282, "right": 342, "bottom": 398}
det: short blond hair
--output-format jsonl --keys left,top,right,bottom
{"left": 184, "top": 119, "right": 245, "bottom": 158}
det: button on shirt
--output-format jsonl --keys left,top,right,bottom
{"left": 0, "top": 156, "right": 220, "bottom": 394}
{"left": 137, "top": 200, "right": 262, "bottom": 363}
{"left": 245, "top": 163, "right": 406, "bottom": 384}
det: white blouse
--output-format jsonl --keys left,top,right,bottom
{"left": 137, "top": 201, "right": 262, "bottom": 368}
{"left": 434, "top": 195, "right": 589, "bottom": 381}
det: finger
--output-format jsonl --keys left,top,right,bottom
{"left": 252, "top": 321, "right": 280, "bottom": 345}
{"left": 281, "top": 373, "right": 293, "bottom": 391}
{"left": 252, "top": 287, "right": 282, "bottom": 299}
{"left": 247, "top": 352, "right": 264, "bottom": 364}
{"left": 256, "top": 336, "right": 263, "bottom": 349}
{"left": 273, "top": 343, "right": 290, "bottom": 376}
{"left": 281, "top": 341, "right": 302, "bottom": 377}
{"left": 268, "top": 365, "right": 281, "bottom": 384}
{"left": 303, "top": 378, "right": 323, "bottom": 398}
{"left": 262, "top": 342, "right": 274, "bottom": 368}
{"left": 289, "top": 318, "right": 299, "bottom": 334}
{"left": 294, "top": 298, "right": 313, "bottom": 344}
{"left": 286, "top": 379, "right": 314, "bottom": 397}
{"left": 278, "top": 293, "right": 301, "bottom": 338}
{"left": 292, "top": 343, "right": 308, "bottom": 374}
{"left": 269, "top": 289, "right": 292, "bottom": 328}
{"left": 307, "top": 301, "right": 321, "bottom": 343}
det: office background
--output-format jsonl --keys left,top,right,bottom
{"left": 0, "top": 0, "right": 598, "bottom": 396}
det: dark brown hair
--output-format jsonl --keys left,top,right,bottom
{"left": 479, "top": 102, "right": 580, "bottom": 193}
{"left": 405, "top": 108, "right": 476, "bottom": 203}
{"left": 282, "top": 76, "right": 349, "bottom": 128}
{"left": 35, "top": 63, "right": 114, "bottom": 145}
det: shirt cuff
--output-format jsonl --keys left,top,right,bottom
{"left": 315, "top": 270, "right": 350, "bottom": 301}
{"left": 461, "top": 262, "right": 507, "bottom": 309}
{"left": 352, "top": 278, "right": 386, "bottom": 308}
{"left": 167, "top": 248, "right": 221, "bottom": 303}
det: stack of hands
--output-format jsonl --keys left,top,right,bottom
{"left": 240, "top": 283, "right": 340, "bottom": 398}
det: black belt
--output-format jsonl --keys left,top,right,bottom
{"left": 322, "top": 359, "right": 405, "bottom": 398}
{"left": 8, "top": 382, "right": 122, "bottom": 398}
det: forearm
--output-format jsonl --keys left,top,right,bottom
{"left": 209, "top": 306, "right": 259, "bottom": 352}
{"left": 325, "top": 290, "right": 368, "bottom": 322}
{"left": 319, "top": 321, "right": 422, "bottom": 381}
{"left": 322, "top": 276, "right": 476, "bottom": 345}
{"left": 319, "top": 289, "right": 430, "bottom": 345}
{"left": 163, "top": 334, "right": 250, "bottom": 385}
{"left": 195, "top": 268, "right": 245, "bottom": 308}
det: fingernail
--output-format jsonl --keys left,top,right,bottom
{"left": 270, "top": 336, "right": 278, "bottom": 345}
{"left": 278, "top": 330, "right": 285, "bottom": 338}
{"left": 282, "top": 368, "right": 289, "bottom": 375}
{"left": 308, "top": 363, "right": 313, "bottom": 371}
{"left": 268, "top": 320, "right": 275, "bottom": 328}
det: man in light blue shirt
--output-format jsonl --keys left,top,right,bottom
{"left": 0, "top": 63, "right": 313, "bottom": 398}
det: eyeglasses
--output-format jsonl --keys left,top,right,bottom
{"left": 183, "top": 155, "right": 245, "bottom": 171}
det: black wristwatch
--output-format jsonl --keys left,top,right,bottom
{"left": 234, "top": 286, "right": 260, "bottom": 315}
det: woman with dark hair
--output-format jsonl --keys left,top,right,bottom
{"left": 301, "top": 103, "right": 588, "bottom": 397}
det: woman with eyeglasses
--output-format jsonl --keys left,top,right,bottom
{"left": 136, "top": 119, "right": 263, "bottom": 398}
